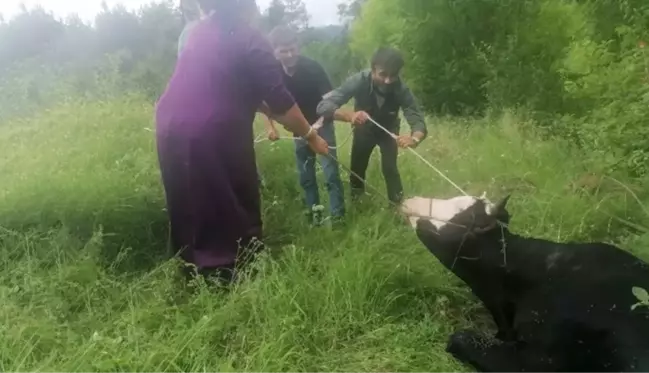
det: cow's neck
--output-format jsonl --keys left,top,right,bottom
{"left": 495, "top": 231, "right": 559, "bottom": 279}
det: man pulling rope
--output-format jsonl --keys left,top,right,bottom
{"left": 316, "top": 47, "right": 429, "bottom": 206}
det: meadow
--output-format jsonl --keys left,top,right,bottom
{"left": 2, "top": 92, "right": 649, "bottom": 371}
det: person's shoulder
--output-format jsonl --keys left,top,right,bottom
{"left": 347, "top": 69, "right": 370, "bottom": 80}
{"left": 298, "top": 55, "right": 318, "bottom": 65}
{"left": 342, "top": 69, "right": 370, "bottom": 84}
{"left": 298, "top": 56, "right": 326, "bottom": 73}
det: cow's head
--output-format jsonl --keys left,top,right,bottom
{"left": 400, "top": 193, "right": 511, "bottom": 278}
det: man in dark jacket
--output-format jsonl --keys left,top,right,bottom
{"left": 316, "top": 47, "right": 427, "bottom": 204}
{"left": 266, "top": 26, "right": 351, "bottom": 226}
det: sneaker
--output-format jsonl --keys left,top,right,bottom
{"left": 309, "top": 204, "right": 325, "bottom": 227}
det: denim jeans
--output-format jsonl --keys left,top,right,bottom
{"left": 294, "top": 121, "right": 345, "bottom": 218}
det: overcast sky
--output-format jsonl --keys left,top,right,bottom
{"left": 0, "top": 0, "right": 341, "bottom": 26}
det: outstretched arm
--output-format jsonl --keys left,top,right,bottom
{"left": 257, "top": 102, "right": 278, "bottom": 131}
{"left": 312, "top": 64, "right": 354, "bottom": 124}
{"left": 333, "top": 106, "right": 354, "bottom": 123}
{"left": 397, "top": 83, "right": 427, "bottom": 147}
{"left": 262, "top": 114, "right": 277, "bottom": 133}
{"left": 316, "top": 72, "right": 363, "bottom": 121}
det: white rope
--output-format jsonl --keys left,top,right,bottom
{"left": 365, "top": 116, "right": 469, "bottom": 196}
{"left": 254, "top": 116, "right": 469, "bottom": 198}
{"left": 253, "top": 117, "right": 508, "bottom": 262}
{"left": 360, "top": 117, "right": 511, "bottom": 242}
{"left": 253, "top": 125, "right": 353, "bottom": 149}
{"left": 254, "top": 134, "right": 294, "bottom": 144}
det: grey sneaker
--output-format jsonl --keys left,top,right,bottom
{"left": 310, "top": 204, "right": 325, "bottom": 227}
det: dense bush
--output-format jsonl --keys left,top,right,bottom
{"left": 350, "top": 0, "right": 649, "bottom": 175}
{"left": 2, "top": 0, "right": 649, "bottom": 175}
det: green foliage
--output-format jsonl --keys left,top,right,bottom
{"left": 2, "top": 97, "right": 649, "bottom": 370}
{"left": 349, "top": 0, "right": 403, "bottom": 62}
{"left": 4, "top": 0, "right": 649, "bottom": 368}
{"left": 479, "top": 0, "right": 593, "bottom": 114}
{"left": 631, "top": 286, "right": 649, "bottom": 310}
{"left": 350, "top": 0, "right": 593, "bottom": 115}
{"left": 259, "top": 0, "right": 310, "bottom": 32}
{"left": 558, "top": 26, "right": 649, "bottom": 175}
{"left": 301, "top": 34, "right": 364, "bottom": 86}
{"left": 349, "top": 0, "right": 649, "bottom": 175}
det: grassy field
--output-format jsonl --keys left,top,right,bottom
{"left": 1, "top": 93, "right": 649, "bottom": 371}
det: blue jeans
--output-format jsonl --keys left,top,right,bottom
{"left": 294, "top": 122, "right": 345, "bottom": 218}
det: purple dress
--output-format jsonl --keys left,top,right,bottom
{"left": 155, "top": 16, "right": 295, "bottom": 270}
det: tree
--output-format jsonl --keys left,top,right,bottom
{"left": 283, "top": 0, "right": 309, "bottom": 30}
{"left": 262, "top": 0, "right": 286, "bottom": 31}
{"left": 0, "top": 5, "right": 66, "bottom": 70}
{"left": 260, "top": 0, "right": 309, "bottom": 32}
{"left": 337, "top": 0, "right": 365, "bottom": 25}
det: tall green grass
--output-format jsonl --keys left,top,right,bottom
{"left": 1, "top": 95, "right": 648, "bottom": 371}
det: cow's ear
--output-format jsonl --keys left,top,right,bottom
{"left": 492, "top": 194, "right": 511, "bottom": 220}
{"left": 494, "top": 194, "right": 511, "bottom": 210}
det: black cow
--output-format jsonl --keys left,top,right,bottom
{"left": 400, "top": 194, "right": 649, "bottom": 372}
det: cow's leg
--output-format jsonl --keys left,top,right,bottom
{"left": 480, "top": 298, "right": 516, "bottom": 341}
{"left": 446, "top": 329, "right": 558, "bottom": 372}
{"left": 470, "top": 286, "right": 517, "bottom": 341}
{"left": 446, "top": 329, "right": 521, "bottom": 372}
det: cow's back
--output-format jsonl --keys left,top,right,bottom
{"left": 512, "top": 240, "right": 649, "bottom": 371}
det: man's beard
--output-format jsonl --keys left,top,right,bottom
{"left": 376, "top": 83, "right": 393, "bottom": 94}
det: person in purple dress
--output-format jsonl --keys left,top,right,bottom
{"left": 176, "top": 0, "right": 268, "bottom": 189}
{"left": 155, "top": 0, "right": 329, "bottom": 283}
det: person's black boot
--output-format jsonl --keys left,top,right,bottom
{"left": 200, "top": 266, "right": 235, "bottom": 286}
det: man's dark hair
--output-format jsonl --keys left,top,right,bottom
{"left": 371, "top": 47, "right": 405, "bottom": 76}
{"left": 268, "top": 25, "right": 299, "bottom": 48}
